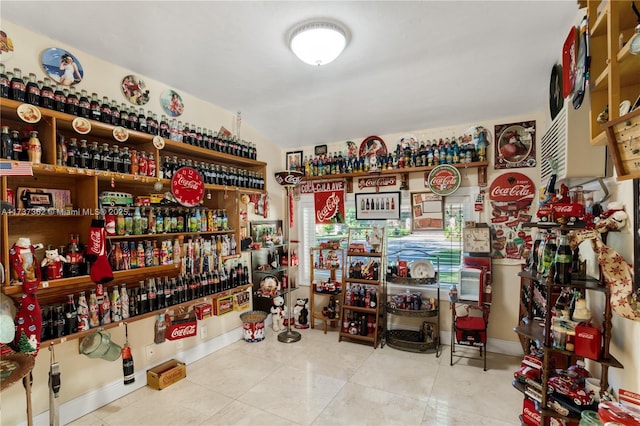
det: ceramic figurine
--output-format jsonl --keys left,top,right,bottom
{"left": 270, "top": 295, "right": 285, "bottom": 332}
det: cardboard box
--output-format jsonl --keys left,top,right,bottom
{"left": 212, "top": 295, "right": 234, "bottom": 316}
{"left": 194, "top": 303, "right": 212, "bottom": 320}
{"left": 146, "top": 359, "right": 186, "bottom": 390}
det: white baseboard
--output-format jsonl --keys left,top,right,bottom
{"left": 29, "top": 325, "right": 522, "bottom": 426}
{"left": 30, "top": 326, "right": 245, "bottom": 426}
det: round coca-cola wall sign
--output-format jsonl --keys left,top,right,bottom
{"left": 426, "top": 165, "right": 461, "bottom": 196}
{"left": 488, "top": 172, "right": 535, "bottom": 217}
{"left": 171, "top": 167, "right": 205, "bottom": 207}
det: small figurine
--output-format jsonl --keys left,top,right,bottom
{"left": 293, "top": 298, "right": 309, "bottom": 329}
{"left": 41, "top": 246, "right": 68, "bottom": 280}
{"left": 270, "top": 295, "right": 286, "bottom": 332}
{"left": 595, "top": 201, "right": 628, "bottom": 232}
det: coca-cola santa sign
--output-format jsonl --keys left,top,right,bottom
{"left": 171, "top": 167, "right": 205, "bottom": 207}
{"left": 489, "top": 172, "right": 535, "bottom": 261}
{"left": 426, "top": 165, "right": 461, "bottom": 196}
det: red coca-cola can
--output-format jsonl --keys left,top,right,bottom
{"left": 105, "top": 214, "right": 116, "bottom": 235}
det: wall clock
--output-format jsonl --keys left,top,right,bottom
{"left": 463, "top": 226, "right": 491, "bottom": 254}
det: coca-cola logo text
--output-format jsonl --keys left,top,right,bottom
{"left": 490, "top": 184, "right": 533, "bottom": 198}
{"left": 317, "top": 192, "right": 339, "bottom": 222}
{"left": 426, "top": 165, "right": 461, "bottom": 195}
{"left": 168, "top": 324, "right": 197, "bottom": 339}
{"left": 358, "top": 176, "right": 396, "bottom": 189}
{"left": 89, "top": 229, "right": 102, "bottom": 256}
{"left": 176, "top": 175, "right": 200, "bottom": 190}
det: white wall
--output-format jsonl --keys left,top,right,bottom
{"left": 1, "top": 20, "right": 284, "bottom": 425}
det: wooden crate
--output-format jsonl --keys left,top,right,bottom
{"left": 603, "top": 108, "right": 640, "bottom": 181}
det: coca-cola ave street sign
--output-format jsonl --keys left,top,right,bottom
{"left": 426, "top": 165, "right": 461, "bottom": 196}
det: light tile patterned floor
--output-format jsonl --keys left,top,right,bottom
{"left": 69, "top": 327, "right": 522, "bottom": 425}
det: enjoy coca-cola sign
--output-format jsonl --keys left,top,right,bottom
{"left": 426, "top": 165, "right": 461, "bottom": 196}
{"left": 171, "top": 167, "right": 205, "bottom": 207}
{"left": 489, "top": 173, "right": 535, "bottom": 203}
{"left": 358, "top": 176, "right": 396, "bottom": 190}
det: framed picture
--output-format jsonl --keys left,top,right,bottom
{"left": 250, "top": 220, "right": 284, "bottom": 246}
{"left": 286, "top": 150, "right": 303, "bottom": 172}
{"left": 411, "top": 191, "right": 444, "bottom": 231}
{"left": 494, "top": 120, "right": 537, "bottom": 169}
{"left": 314, "top": 144, "right": 328, "bottom": 156}
{"left": 355, "top": 192, "right": 400, "bottom": 221}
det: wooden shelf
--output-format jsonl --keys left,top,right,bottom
{"left": 513, "top": 322, "right": 545, "bottom": 344}
{"left": 338, "top": 332, "right": 376, "bottom": 343}
{"left": 345, "top": 277, "right": 382, "bottom": 285}
{"left": 346, "top": 251, "right": 382, "bottom": 258}
{"left": 341, "top": 305, "right": 377, "bottom": 314}
{"left": 107, "top": 230, "right": 234, "bottom": 240}
{"left": 39, "top": 283, "right": 252, "bottom": 346}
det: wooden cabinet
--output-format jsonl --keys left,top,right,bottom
{"left": 309, "top": 246, "right": 344, "bottom": 333}
{"left": 513, "top": 226, "right": 623, "bottom": 425}
{"left": 1, "top": 98, "right": 266, "bottom": 337}
{"left": 338, "top": 227, "right": 386, "bottom": 348}
{"left": 587, "top": 0, "right": 640, "bottom": 152}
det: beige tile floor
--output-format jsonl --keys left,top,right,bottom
{"left": 69, "top": 328, "right": 523, "bottom": 425}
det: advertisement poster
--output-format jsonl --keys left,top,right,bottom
{"left": 411, "top": 191, "right": 443, "bottom": 230}
{"left": 299, "top": 180, "right": 345, "bottom": 225}
{"left": 488, "top": 172, "right": 536, "bottom": 261}
{"left": 494, "top": 120, "right": 536, "bottom": 169}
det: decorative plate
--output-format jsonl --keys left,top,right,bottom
{"left": 16, "top": 103, "right": 41, "bottom": 123}
{"left": 561, "top": 26, "right": 577, "bottom": 98}
{"left": 549, "top": 64, "right": 563, "bottom": 120}
{"left": 160, "top": 89, "right": 184, "bottom": 117}
{"left": 72, "top": 117, "right": 91, "bottom": 134}
{"left": 410, "top": 259, "right": 435, "bottom": 279}
{"left": 121, "top": 74, "right": 149, "bottom": 106}
{"left": 0, "top": 29, "right": 15, "bottom": 62}
{"left": 153, "top": 135, "right": 165, "bottom": 149}
{"left": 41, "top": 47, "right": 84, "bottom": 87}
{"left": 359, "top": 135, "right": 387, "bottom": 158}
{"left": 619, "top": 100, "right": 632, "bottom": 116}
{"left": 112, "top": 126, "right": 129, "bottom": 142}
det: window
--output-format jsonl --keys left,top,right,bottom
{"left": 298, "top": 190, "right": 476, "bottom": 287}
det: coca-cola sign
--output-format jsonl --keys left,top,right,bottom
{"left": 489, "top": 173, "right": 535, "bottom": 203}
{"left": 357, "top": 176, "right": 396, "bottom": 190}
{"left": 314, "top": 184, "right": 345, "bottom": 225}
{"left": 171, "top": 167, "right": 204, "bottom": 207}
{"left": 274, "top": 170, "right": 303, "bottom": 188}
{"left": 426, "top": 165, "right": 461, "bottom": 196}
{"left": 166, "top": 321, "right": 198, "bottom": 340}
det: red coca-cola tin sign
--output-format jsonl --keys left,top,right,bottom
{"left": 489, "top": 173, "right": 535, "bottom": 206}
{"left": 171, "top": 167, "right": 204, "bottom": 207}
{"left": 426, "top": 165, "right": 461, "bottom": 196}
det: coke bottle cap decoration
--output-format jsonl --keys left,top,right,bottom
{"left": 171, "top": 167, "right": 204, "bottom": 207}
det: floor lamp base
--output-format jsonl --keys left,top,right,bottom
{"left": 277, "top": 329, "right": 302, "bottom": 343}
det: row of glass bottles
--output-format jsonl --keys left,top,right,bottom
{"left": 108, "top": 207, "right": 229, "bottom": 237}
{"left": 1, "top": 126, "right": 42, "bottom": 163}
{"left": 301, "top": 137, "right": 487, "bottom": 177}
{"left": 40, "top": 264, "right": 250, "bottom": 341}
{"left": 108, "top": 235, "right": 236, "bottom": 273}
{"left": 0, "top": 65, "right": 258, "bottom": 160}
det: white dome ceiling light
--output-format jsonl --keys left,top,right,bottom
{"left": 289, "top": 20, "right": 349, "bottom": 66}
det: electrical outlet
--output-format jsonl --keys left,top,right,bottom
{"left": 176, "top": 340, "right": 184, "bottom": 350}
{"left": 145, "top": 345, "right": 155, "bottom": 360}
{"left": 200, "top": 325, "right": 207, "bottom": 339}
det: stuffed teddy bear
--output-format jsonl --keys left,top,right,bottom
{"left": 595, "top": 201, "right": 627, "bottom": 232}
{"left": 41, "top": 247, "right": 67, "bottom": 280}
{"left": 270, "top": 295, "right": 285, "bottom": 332}
{"left": 293, "top": 298, "right": 309, "bottom": 328}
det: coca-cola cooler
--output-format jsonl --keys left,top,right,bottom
{"left": 459, "top": 256, "right": 491, "bottom": 304}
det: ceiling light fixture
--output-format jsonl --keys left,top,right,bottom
{"left": 289, "top": 20, "right": 349, "bottom": 66}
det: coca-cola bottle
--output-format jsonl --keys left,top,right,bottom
{"left": 553, "top": 234, "right": 572, "bottom": 285}
{"left": 77, "top": 291, "right": 90, "bottom": 331}
{"left": 53, "top": 83, "right": 66, "bottom": 112}
{"left": 0, "top": 64, "right": 9, "bottom": 98}
{"left": 111, "top": 286, "right": 121, "bottom": 322}
{"left": 154, "top": 313, "right": 166, "bottom": 344}
{"left": 64, "top": 294, "right": 78, "bottom": 335}
{"left": 120, "top": 285, "right": 130, "bottom": 319}
{"left": 88, "top": 289, "right": 100, "bottom": 328}
{"left": 66, "top": 86, "right": 79, "bottom": 116}
{"left": 78, "top": 89, "right": 90, "bottom": 118}
{"left": 110, "top": 100, "right": 120, "bottom": 125}
{"left": 122, "top": 343, "right": 135, "bottom": 385}
{"left": 137, "top": 281, "right": 148, "bottom": 314}
{"left": 53, "top": 305, "right": 65, "bottom": 338}
{"left": 9, "top": 68, "right": 26, "bottom": 102}
{"left": 1, "top": 126, "right": 12, "bottom": 160}
{"left": 90, "top": 92, "right": 101, "bottom": 121}
{"left": 99, "top": 291, "right": 111, "bottom": 325}
{"left": 25, "top": 73, "right": 40, "bottom": 105}
{"left": 79, "top": 139, "right": 90, "bottom": 169}
{"left": 119, "top": 104, "right": 129, "bottom": 127}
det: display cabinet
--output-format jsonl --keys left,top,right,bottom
{"left": 587, "top": 0, "right": 640, "bottom": 150}
{"left": 338, "top": 227, "right": 386, "bottom": 348}
{"left": 512, "top": 224, "right": 624, "bottom": 425}
{"left": 385, "top": 252, "right": 440, "bottom": 354}
{"left": 309, "top": 246, "right": 345, "bottom": 333}
{"left": 250, "top": 240, "right": 298, "bottom": 314}
{"left": 0, "top": 98, "right": 265, "bottom": 341}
